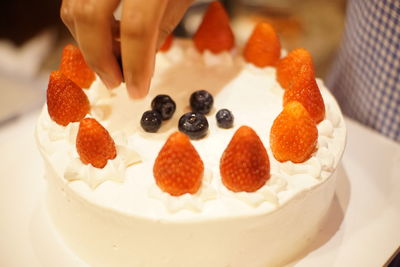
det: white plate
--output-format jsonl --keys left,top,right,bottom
{"left": 0, "top": 111, "right": 399, "bottom": 267}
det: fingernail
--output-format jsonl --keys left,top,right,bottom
{"left": 102, "top": 73, "right": 121, "bottom": 89}
{"left": 102, "top": 78, "right": 113, "bottom": 89}
{"left": 127, "top": 83, "right": 148, "bottom": 99}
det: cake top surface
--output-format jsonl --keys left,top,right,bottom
{"left": 36, "top": 39, "right": 346, "bottom": 221}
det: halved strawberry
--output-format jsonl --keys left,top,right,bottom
{"left": 270, "top": 101, "right": 318, "bottom": 163}
{"left": 220, "top": 126, "right": 270, "bottom": 192}
{"left": 60, "top": 44, "right": 95, "bottom": 88}
{"left": 243, "top": 22, "right": 281, "bottom": 67}
{"left": 76, "top": 118, "right": 117, "bottom": 168}
{"left": 153, "top": 131, "right": 204, "bottom": 196}
{"left": 193, "top": 1, "right": 235, "bottom": 54}
{"left": 159, "top": 33, "right": 174, "bottom": 52}
{"left": 283, "top": 64, "right": 325, "bottom": 123}
{"left": 46, "top": 70, "right": 89, "bottom": 126}
{"left": 276, "top": 48, "right": 315, "bottom": 89}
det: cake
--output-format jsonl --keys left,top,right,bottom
{"left": 36, "top": 2, "right": 346, "bottom": 267}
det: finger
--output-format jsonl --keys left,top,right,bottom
{"left": 111, "top": 18, "right": 122, "bottom": 61}
{"left": 60, "top": 0, "right": 77, "bottom": 40}
{"left": 72, "top": 0, "right": 122, "bottom": 89}
{"left": 157, "top": 0, "right": 194, "bottom": 49}
{"left": 121, "top": 0, "right": 168, "bottom": 98}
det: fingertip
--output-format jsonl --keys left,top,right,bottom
{"left": 125, "top": 67, "right": 151, "bottom": 99}
{"left": 100, "top": 72, "right": 122, "bottom": 89}
{"left": 112, "top": 72, "right": 123, "bottom": 88}
{"left": 126, "top": 82, "right": 148, "bottom": 99}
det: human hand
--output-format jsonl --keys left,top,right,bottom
{"left": 61, "top": 0, "right": 194, "bottom": 98}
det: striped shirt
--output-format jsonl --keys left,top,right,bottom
{"left": 327, "top": 0, "right": 400, "bottom": 142}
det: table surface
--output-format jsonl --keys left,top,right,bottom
{"left": 0, "top": 110, "right": 399, "bottom": 267}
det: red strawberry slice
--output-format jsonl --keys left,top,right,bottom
{"left": 270, "top": 101, "right": 318, "bottom": 163}
{"left": 276, "top": 48, "right": 315, "bottom": 90}
{"left": 153, "top": 131, "right": 204, "bottom": 196}
{"left": 220, "top": 126, "right": 270, "bottom": 192}
{"left": 283, "top": 63, "right": 325, "bottom": 123}
{"left": 46, "top": 70, "right": 89, "bottom": 126}
{"left": 243, "top": 22, "right": 281, "bottom": 67}
{"left": 159, "top": 34, "right": 174, "bottom": 52}
{"left": 193, "top": 1, "right": 235, "bottom": 54}
{"left": 76, "top": 118, "right": 117, "bottom": 168}
{"left": 60, "top": 44, "right": 95, "bottom": 89}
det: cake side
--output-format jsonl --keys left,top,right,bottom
{"left": 39, "top": 139, "right": 339, "bottom": 267}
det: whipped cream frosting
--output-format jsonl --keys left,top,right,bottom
{"left": 36, "top": 40, "right": 346, "bottom": 220}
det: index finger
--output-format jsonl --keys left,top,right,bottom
{"left": 72, "top": 0, "right": 122, "bottom": 89}
{"left": 120, "top": 0, "right": 168, "bottom": 98}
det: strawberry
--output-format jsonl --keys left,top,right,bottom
{"left": 159, "top": 33, "right": 174, "bottom": 52}
{"left": 193, "top": 1, "right": 235, "bottom": 54}
{"left": 243, "top": 22, "right": 281, "bottom": 67}
{"left": 76, "top": 118, "right": 117, "bottom": 168}
{"left": 220, "top": 126, "right": 270, "bottom": 192}
{"left": 276, "top": 48, "right": 315, "bottom": 90}
{"left": 46, "top": 70, "right": 89, "bottom": 126}
{"left": 153, "top": 131, "right": 204, "bottom": 196}
{"left": 60, "top": 44, "right": 95, "bottom": 88}
{"left": 283, "top": 63, "right": 325, "bottom": 123}
{"left": 270, "top": 101, "right": 318, "bottom": 163}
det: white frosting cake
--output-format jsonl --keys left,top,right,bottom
{"left": 36, "top": 40, "right": 346, "bottom": 267}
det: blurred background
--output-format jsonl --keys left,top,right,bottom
{"left": 0, "top": 0, "right": 346, "bottom": 126}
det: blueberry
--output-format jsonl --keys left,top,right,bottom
{"left": 190, "top": 90, "right": 214, "bottom": 114}
{"left": 216, "top": 109, "right": 234, "bottom": 129}
{"left": 151, "top": 95, "right": 176, "bottom": 120}
{"left": 140, "top": 110, "right": 162, "bottom": 132}
{"left": 178, "top": 112, "right": 209, "bottom": 139}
